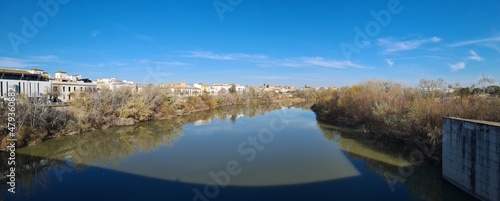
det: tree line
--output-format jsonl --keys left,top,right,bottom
{"left": 312, "top": 77, "right": 500, "bottom": 154}
{"left": 0, "top": 86, "right": 324, "bottom": 149}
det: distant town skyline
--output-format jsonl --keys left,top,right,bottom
{"left": 1, "top": 0, "right": 499, "bottom": 87}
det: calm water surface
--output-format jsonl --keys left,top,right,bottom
{"left": 1, "top": 104, "right": 477, "bottom": 201}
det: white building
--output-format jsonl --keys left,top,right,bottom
{"left": 51, "top": 71, "right": 97, "bottom": 102}
{"left": 54, "top": 71, "right": 82, "bottom": 82}
{"left": 0, "top": 68, "right": 51, "bottom": 100}
{"left": 50, "top": 80, "right": 97, "bottom": 102}
{"left": 194, "top": 83, "right": 210, "bottom": 92}
{"left": 210, "top": 84, "right": 245, "bottom": 95}
{"left": 210, "top": 84, "right": 231, "bottom": 95}
{"left": 97, "top": 78, "right": 136, "bottom": 90}
{"left": 164, "top": 81, "right": 202, "bottom": 96}
{"left": 235, "top": 85, "right": 246, "bottom": 92}
{"left": 28, "top": 68, "right": 51, "bottom": 79}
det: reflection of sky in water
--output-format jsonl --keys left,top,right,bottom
{"left": 11, "top": 107, "right": 480, "bottom": 201}
{"left": 110, "top": 112, "right": 361, "bottom": 186}
{"left": 19, "top": 109, "right": 365, "bottom": 186}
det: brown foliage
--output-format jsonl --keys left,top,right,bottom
{"left": 313, "top": 79, "right": 500, "bottom": 147}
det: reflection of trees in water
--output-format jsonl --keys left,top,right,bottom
{"left": 316, "top": 122, "right": 444, "bottom": 201}
{"left": 0, "top": 153, "right": 64, "bottom": 196}
{"left": 16, "top": 120, "right": 184, "bottom": 167}
{"left": 3, "top": 104, "right": 294, "bottom": 193}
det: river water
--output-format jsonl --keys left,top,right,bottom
{"left": 1, "top": 104, "right": 477, "bottom": 201}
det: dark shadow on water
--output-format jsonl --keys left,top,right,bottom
{"left": 2, "top": 153, "right": 420, "bottom": 201}
{"left": 317, "top": 123, "right": 479, "bottom": 201}
{"left": 0, "top": 104, "right": 478, "bottom": 201}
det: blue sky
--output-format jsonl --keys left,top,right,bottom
{"left": 0, "top": 0, "right": 499, "bottom": 87}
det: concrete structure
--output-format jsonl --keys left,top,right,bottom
{"left": 0, "top": 68, "right": 51, "bottom": 100}
{"left": 442, "top": 117, "right": 500, "bottom": 201}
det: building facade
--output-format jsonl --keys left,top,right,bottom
{"left": 97, "top": 78, "right": 136, "bottom": 90}
{"left": 50, "top": 80, "right": 97, "bottom": 102}
{"left": 0, "top": 68, "right": 51, "bottom": 100}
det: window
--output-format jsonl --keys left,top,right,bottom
{"left": 63, "top": 87, "right": 65, "bottom": 92}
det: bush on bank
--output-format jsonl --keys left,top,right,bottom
{"left": 0, "top": 86, "right": 321, "bottom": 148}
{"left": 312, "top": 78, "right": 500, "bottom": 151}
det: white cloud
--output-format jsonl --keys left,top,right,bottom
{"left": 183, "top": 51, "right": 268, "bottom": 61}
{"left": 386, "top": 59, "right": 394, "bottom": 67}
{"left": 135, "top": 34, "right": 154, "bottom": 42}
{"left": 449, "top": 36, "right": 500, "bottom": 47}
{"left": 430, "top": 36, "right": 442, "bottom": 42}
{"left": 300, "top": 57, "right": 364, "bottom": 69}
{"left": 0, "top": 57, "right": 31, "bottom": 67}
{"left": 241, "top": 75, "right": 332, "bottom": 82}
{"left": 91, "top": 30, "right": 100, "bottom": 37}
{"left": 28, "top": 55, "right": 61, "bottom": 62}
{"left": 467, "top": 50, "right": 483, "bottom": 61}
{"left": 449, "top": 62, "right": 465, "bottom": 72}
{"left": 377, "top": 36, "right": 442, "bottom": 53}
{"left": 447, "top": 50, "right": 482, "bottom": 72}
{"left": 183, "top": 50, "right": 365, "bottom": 69}
{"left": 137, "top": 59, "right": 187, "bottom": 66}
{"left": 271, "top": 57, "right": 365, "bottom": 69}
{"left": 0, "top": 55, "right": 61, "bottom": 68}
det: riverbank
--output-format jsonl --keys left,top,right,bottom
{"left": 0, "top": 86, "right": 316, "bottom": 150}
{"left": 2, "top": 105, "right": 476, "bottom": 201}
{"left": 311, "top": 79, "right": 500, "bottom": 157}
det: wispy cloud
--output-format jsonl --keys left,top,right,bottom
{"left": 449, "top": 36, "right": 500, "bottom": 47}
{"left": 0, "top": 55, "right": 62, "bottom": 68}
{"left": 183, "top": 50, "right": 268, "bottom": 61}
{"left": 377, "top": 36, "right": 442, "bottom": 53}
{"left": 28, "top": 55, "right": 61, "bottom": 62}
{"left": 184, "top": 50, "right": 366, "bottom": 69}
{"left": 0, "top": 57, "right": 32, "bottom": 67}
{"left": 135, "top": 34, "right": 154, "bottom": 42}
{"left": 241, "top": 75, "right": 332, "bottom": 82}
{"left": 137, "top": 59, "right": 187, "bottom": 66}
{"left": 447, "top": 50, "right": 484, "bottom": 72}
{"left": 91, "top": 30, "right": 100, "bottom": 37}
{"left": 298, "top": 57, "right": 365, "bottom": 69}
{"left": 269, "top": 57, "right": 366, "bottom": 69}
{"left": 467, "top": 50, "right": 484, "bottom": 61}
{"left": 449, "top": 62, "right": 465, "bottom": 72}
{"left": 386, "top": 59, "right": 394, "bottom": 67}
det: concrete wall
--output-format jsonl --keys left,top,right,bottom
{"left": 442, "top": 117, "right": 500, "bottom": 201}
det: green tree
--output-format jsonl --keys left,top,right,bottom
{"left": 228, "top": 84, "right": 236, "bottom": 94}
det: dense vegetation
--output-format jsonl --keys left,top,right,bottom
{"left": 0, "top": 86, "right": 317, "bottom": 148}
{"left": 312, "top": 78, "right": 500, "bottom": 152}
